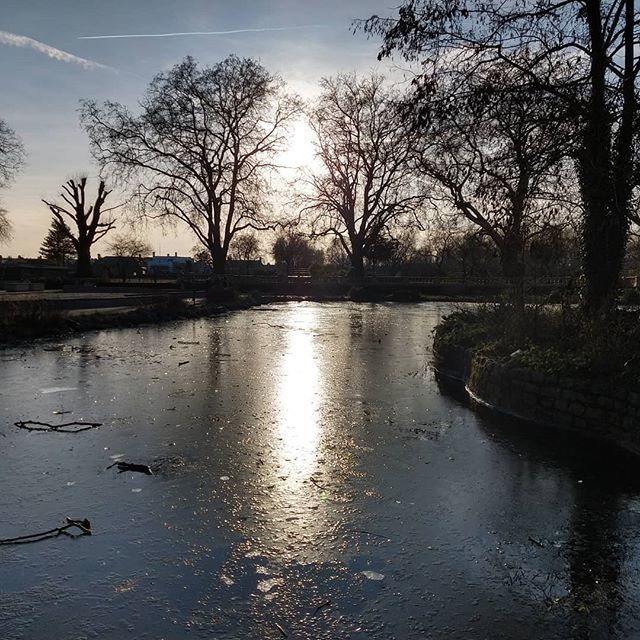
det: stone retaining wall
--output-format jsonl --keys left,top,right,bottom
{"left": 433, "top": 340, "right": 640, "bottom": 455}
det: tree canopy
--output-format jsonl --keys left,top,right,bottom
{"left": 304, "top": 73, "right": 423, "bottom": 279}
{"left": 364, "top": 0, "right": 640, "bottom": 314}
{"left": 42, "top": 177, "right": 117, "bottom": 277}
{"left": 82, "top": 55, "right": 301, "bottom": 274}
{"left": 0, "top": 118, "right": 25, "bottom": 243}
{"left": 272, "top": 231, "right": 323, "bottom": 269}
{"left": 415, "top": 58, "right": 575, "bottom": 305}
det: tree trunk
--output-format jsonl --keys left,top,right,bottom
{"left": 76, "top": 243, "right": 92, "bottom": 278}
{"left": 580, "top": 0, "right": 630, "bottom": 317}
{"left": 500, "top": 236, "right": 525, "bottom": 314}
{"left": 579, "top": 85, "right": 627, "bottom": 316}
{"left": 581, "top": 195, "right": 627, "bottom": 317}
{"left": 351, "top": 245, "right": 365, "bottom": 282}
{"left": 211, "top": 245, "right": 227, "bottom": 275}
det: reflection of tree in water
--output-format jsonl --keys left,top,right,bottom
{"left": 564, "top": 486, "right": 622, "bottom": 637}
{"left": 464, "top": 406, "right": 629, "bottom": 636}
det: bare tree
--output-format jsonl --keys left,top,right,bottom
{"left": 0, "top": 207, "right": 12, "bottom": 244}
{"left": 107, "top": 232, "right": 152, "bottom": 281}
{"left": 42, "top": 177, "right": 117, "bottom": 277}
{"left": 0, "top": 119, "right": 26, "bottom": 243}
{"left": 82, "top": 55, "right": 301, "bottom": 274}
{"left": 228, "top": 232, "right": 261, "bottom": 262}
{"left": 192, "top": 245, "right": 213, "bottom": 270}
{"left": 0, "top": 119, "right": 25, "bottom": 190}
{"left": 364, "top": 0, "right": 640, "bottom": 315}
{"left": 303, "top": 73, "right": 422, "bottom": 280}
{"left": 272, "top": 232, "right": 323, "bottom": 269}
{"left": 107, "top": 233, "right": 151, "bottom": 259}
{"left": 416, "top": 60, "right": 575, "bottom": 308}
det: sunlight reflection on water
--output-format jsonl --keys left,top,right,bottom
{"left": 277, "top": 306, "right": 321, "bottom": 488}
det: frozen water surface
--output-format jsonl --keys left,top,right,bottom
{"left": 1, "top": 302, "right": 639, "bottom": 639}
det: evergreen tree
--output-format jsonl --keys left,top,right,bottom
{"left": 39, "top": 219, "right": 76, "bottom": 265}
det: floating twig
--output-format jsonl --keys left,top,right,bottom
{"left": 274, "top": 622, "right": 288, "bottom": 638}
{"left": 348, "top": 529, "right": 390, "bottom": 540}
{"left": 107, "top": 461, "right": 153, "bottom": 475}
{"left": 313, "top": 600, "right": 332, "bottom": 616}
{"left": 0, "top": 517, "right": 92, "bottom": 545}
{"left": 15, "top": 420, "right": 102, "bottom": 433}
{"left": 309, "top": 477, "right": 328, "bottom": 491}
{"left": 178, "top": 340, "right": 200, "bottom": 345}
{"left": 528, "top": 536, "right": 545, "bottom": 548}
{"left": 178, "top": 361, "right": 190, "bottom": 366}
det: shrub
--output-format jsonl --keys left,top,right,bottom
{"left": 0, "top": 300, "right": 65, "bottom": 336}
{"left": 619, "top": 287, "right": 640, "bottom": 306}
{"left": 206, "top": 285, "right": 238, "bottom": 304}
{"left": 435, "top": 304, "right": 640, "bottom": 383}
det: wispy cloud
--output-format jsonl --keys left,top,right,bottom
{"left": 0, "top": 30, "right": 112, "bottom": 70}
{"left": 78, "top": 25, "right": 331, "bottom": 40}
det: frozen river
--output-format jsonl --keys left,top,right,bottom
{"left": 1, "top": 302, "right": 640, "bottom": 639}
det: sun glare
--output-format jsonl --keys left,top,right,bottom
{"left": 280, "top": 120, "right": 317, "bottom": 172}
{"left": 276, "top": 306, "right": 321, "bottom": 486}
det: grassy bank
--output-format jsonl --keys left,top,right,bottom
{"left": 434, "top": 305, "right": 640, "bottom": 385}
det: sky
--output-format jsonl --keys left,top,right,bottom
{"left": 0, "top": 0, "right": 399, "bottom": 258}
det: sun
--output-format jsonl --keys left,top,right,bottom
{"left": 280, "top": 120, "right": 317, "bottom": 172}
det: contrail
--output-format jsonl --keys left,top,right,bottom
{"left": 78, "top": 25, "right": 330, "bottom": 40}
{"left": 0, "top": 30, "right": 112, "bottom": 70}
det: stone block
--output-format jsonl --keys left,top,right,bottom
{"left": 568, "top": 402, "right": 585, "bottom": 416}
{"left": 584, "top": 407, "right": 606, "bottom": 424}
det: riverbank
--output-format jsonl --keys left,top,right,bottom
{"left": 0, "top": 283, "right": 500, "bottom": 346}
{"left": 0, "top": 292, "right": 263, "bottom": 346}
{"left": 433, "top": 306, "right": 640, "bottom": 455}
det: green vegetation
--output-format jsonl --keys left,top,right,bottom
{"left": 435, "top": 305, "right": 640, "bottom": 383}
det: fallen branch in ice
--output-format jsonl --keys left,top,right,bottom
{"left": 0, "top": 518, "right": 92, "bottom": 545}
{"left": 274, "top": 622, "right": 288, "bottom": 638}
{"left": 528, "top": 536, "right": 545, "bottom": 548}
{"left": 14, "top": 420, "right": 102, "bottom": 433}
{"left": 178, "top": 360, "right": 190, "bottom": 366}
{"left": 348, "top": 529, "right": 390, "bottom": 541}
{"left": 309, "top": 477, "right": 328, "bottom": 491}
{"left": 312, "top": 600, "right": 332, "bottom": 616}
{"left": 107, "top": 461, "right": 153, "bottom": 475}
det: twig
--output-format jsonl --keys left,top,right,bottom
{"left": 107, "top": 461, "right": 153, "bottom": 475}
{"left": 528, "top": 536, "right": 545, "bottom": 548}
{"left": 178, "top": 361, "right": 190, "bottom": 366}
{"left": 348, "top": 529, "right": 390, "bottom": 540}
{"left": 14, "top": 420, "right": 102, "bottom": 433}
{"left": 0, "top": 518, "right": 92, "bottom": 545}
{"left": 309, "top": 477, "right": 328, "bottom": 491}
{"left": 313, "top": 600, "right": 332, "bottom": 616}
{"left": 177, "top": 340, "right": 200, "bottom": 345}
{"left": 274, "top": 622, "right": 288, "bottom": 637}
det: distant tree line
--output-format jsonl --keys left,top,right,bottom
{"left": 1, "top": 0, "right": 637, "bottom": 319}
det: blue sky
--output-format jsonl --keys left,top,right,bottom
{"left": 1, "top": 0, "right": 396, "bottom": 257}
